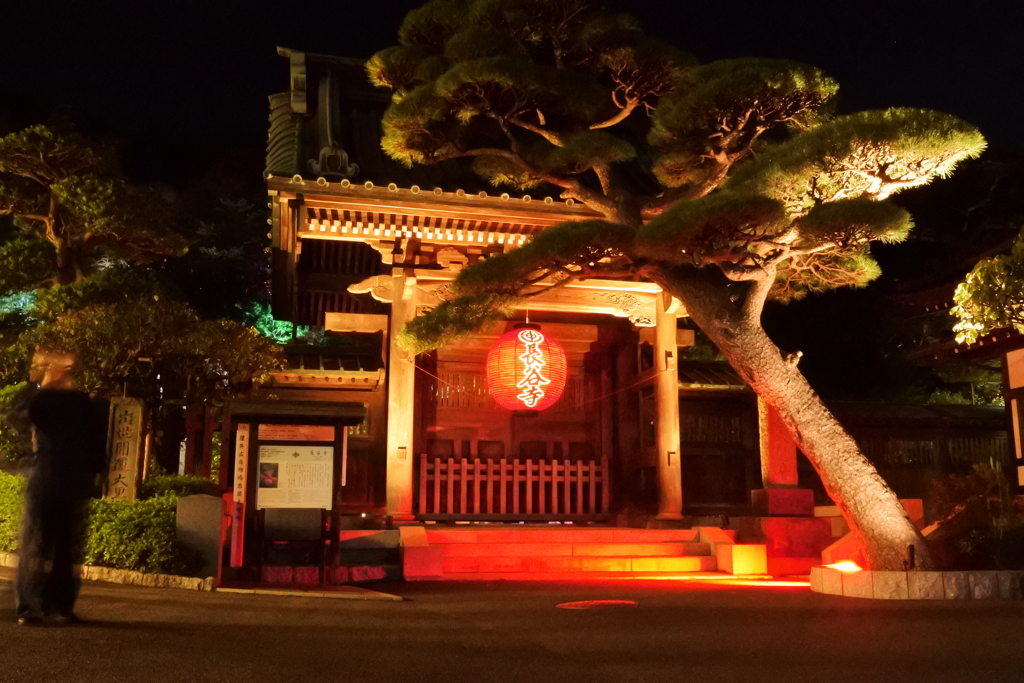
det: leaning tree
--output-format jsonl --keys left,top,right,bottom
{"left": 367, "top": 0, "right": 986, "bottom": 569}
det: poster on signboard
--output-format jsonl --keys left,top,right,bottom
{"left": 257, "top": 424, "right": 335, "bottom": 442}
{"left": 256, "top": 445, "right": 334, "bottom": 509}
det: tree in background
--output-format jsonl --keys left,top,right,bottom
{"left": 0, "top": 125, "right": 183, "bottom": 287}
{"left": 953, "top": 225, "right": 1024, "bottom": 345}
{"left": 0, "top": 125, "right": 281, "bottom": 468}
{"left": 368, "top": 0, "right": 986, "bottom": 569}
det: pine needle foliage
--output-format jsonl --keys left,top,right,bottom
{"left": 373, "top": 1, "right": 986, "bottom": 353}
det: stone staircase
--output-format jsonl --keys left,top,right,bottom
{"left": 401, "top": 526, "right": 757, "bottom": 581}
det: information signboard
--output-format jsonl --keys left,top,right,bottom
{"left": 257, "top": 424, "right": 335, "bottom": 442}
{"left": 230, "top": 424, "right": 250, "bottom": 568}
{"left": 256, "top": 445, "right": 334, "bottom": 509}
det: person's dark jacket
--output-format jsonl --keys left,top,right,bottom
{"left": 26, "top": 389, "right": 109, "bottom": 506}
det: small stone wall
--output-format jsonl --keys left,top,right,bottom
{"left": 0, "top": 552, "right": 215, "bottom": 591}
{"left": 810, "top": 565, "right": 1024, "bottom": 600}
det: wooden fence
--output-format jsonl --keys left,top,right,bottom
{"left": 417, "top": 454, "right": 610, "bottom": 520}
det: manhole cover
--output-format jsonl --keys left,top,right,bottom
{"left": 556, "top": 600, "right": 638, "bottom": 610}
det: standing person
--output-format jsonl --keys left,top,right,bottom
{"left": 15, "top": 349, "right": 108, "bottom": 626}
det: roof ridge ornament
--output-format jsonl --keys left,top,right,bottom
{"left": 308, "top": 143, "right": 359, "bottom": 180}
{"left": 308, "top": 73, "right": 359, "bottom": 180}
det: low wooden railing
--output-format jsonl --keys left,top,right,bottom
{"left": 417, "top": 454, "right": 610, "bottom": 520}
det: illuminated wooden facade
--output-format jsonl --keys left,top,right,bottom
{"left": 262, "top": 48, "right": 704, "bottom": 523}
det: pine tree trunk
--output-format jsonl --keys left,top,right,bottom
{"left": 655, "top": 267, "right": 933, "bottom": 570}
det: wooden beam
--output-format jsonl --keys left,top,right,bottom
{"left": 324, "top": 312, "right": 389, "bottom": 334}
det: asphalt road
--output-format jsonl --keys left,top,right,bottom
{"left": 2, "top": 569, "right": 1024, "bottom": 683}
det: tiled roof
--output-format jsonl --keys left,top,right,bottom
{"left": 677, "top": 361, "right": 747, "bottom": 390}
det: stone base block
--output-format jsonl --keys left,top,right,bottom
{"left": 821, "top": 533, "right": 865, "bottom": 567}
{"left": 822, "top": 567, "right": 843, "bottom": 595}
{"left": 751, "top": 488, "right": 815, "bottom": 516}
{"left": 262, "top": 565, "right": 293, "bottom": 584}
{"left": 969, "top": 571, "right": 999, "bottom": 599}
{"left": 842, "top": 569, "right": 874, "bottom": 598}
{"left": 943, "top": 572, "right": 971, "bottom": 600}
{"left": 872, "top": 571, "right": 909, "bottom": 600}
{"left": 815, "top": 567, "right": 1024, "bottom": 600}
{"left": 901, "top": 499, "right": 925, "bottom": 527}
{"left": 293, "top": 566, "right": 320, "bottom": 585}
{"left": 828, "top": 517, "right": 850, "bottom": 538}
{"left": 731, "top": 516, "right": 833, "bottom": 559}
{"left": 809, "top": 566, "right": 824, "bottom": 593}
{"left": 908, "top": 572, "right": 945, "bottom": 600}
{"left": 998, "top": 571, "right": 1024, "bottom": 599}
{"left": 403, "top": 546, "right": 444, "bottom": 579}
{"left": 716, "top": 544, "right": 767, "bottom": 575}
{"left": 767, "top": 556, "right": 818, "bottom": 576}
{"left": 350, "top": 565, "right": 388, "bottom": 582}
{"left": 328, "top": 566, "right": 351, "bottom": 584}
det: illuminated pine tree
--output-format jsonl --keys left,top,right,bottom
{"left": 370, "top": 0, "right": 986, "bottom": 569}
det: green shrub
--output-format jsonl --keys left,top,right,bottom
{"left": 0, "top": 471, "right": 201, "bottom": 575}
{"left": 139, "top": 474, "right": 220, "bottom": 500}
{"left": 82, "top": 494, "right": 201, "bottom": 575}
{"left": 0, "top": 383, "right": 33, "bottom": 467}
{"left": 0, "top": 470, "right": 26, "bottom": 552}
{"left": 928, "top": 461, "right": 1024, "bottom": 570}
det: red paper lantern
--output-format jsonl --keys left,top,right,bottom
{"left": 486, "top": 325, "right": 568, "bottom": 413}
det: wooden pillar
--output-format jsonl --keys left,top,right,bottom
{"left": 386, "top": 269, "right": 417, "bottom": 521}
{"left": 200, "top": 405, "right": 218, "bottom": 478}
{"left": 599, "top": 359, "right": 614, "bottom": 470}
{"left": 654, "top": 292, "right": 683, "bottom": 520}
{"left": 219, "top": 409, "right": 233, "bottom": 490}
{"left": 183, "top": 405, "right": 203, "bottom": 476}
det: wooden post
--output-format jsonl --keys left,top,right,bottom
{"left": 418, "top": 454, "right": 428, "bottom": 515}
{"left": 219, "top": 409, "right": 233, "bottom": 490}
{"left": 200, "top": 405, "right": 218, "bottom": 479}
{"left": 654, "top": 291, "right": 684, "bottom": 520}
{"left": 385, "top": 269, "right": 417, "bottom": 521}
{"left": 229, "top": 423, "right": 250, "bottom": 569}
{"left": 183, "top": 405, "right": 202, "bottom": 476}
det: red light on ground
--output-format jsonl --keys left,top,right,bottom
{"left": 824, "top": 561, "right": 863, "bottom": 573}
{"left": 556, "top": 600, "right": 638, "bottom": 609}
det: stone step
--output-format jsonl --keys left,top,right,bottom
{"left": 442, "top": 554, "right": 717, "bottom": 574}
{"left": 424, "top": 528, "right": 700, "bottom": 545}
{"left": 439, "top": 570, "right": 727, "bottom": 581}
{"left": 766, "top": 556, "right": 819, "bottom": 576}
{"left": 439, "top": 542, "right": 711, "bottom": 558}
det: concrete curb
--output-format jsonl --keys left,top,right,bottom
{"left": 217, "top": 586, "right": 403, "bottom": 601}
{"left": 0, "top": 552, "right": 215, "bottom": 591}
{"left": 810, "top": 565, "right": 1024, "bottom": 600}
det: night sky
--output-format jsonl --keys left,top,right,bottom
{"left": 2, "top": 0, "right": 1020, "bottom": 399}
{"left": 2, "top": 0, "right": 1020, "bottom": 180}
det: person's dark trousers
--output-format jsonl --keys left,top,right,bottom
{"left": 15, "top": 499, "right": 83, "bottom": 619}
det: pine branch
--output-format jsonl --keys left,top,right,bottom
{"left": 508, "top": 117, "right": 565, "bottom": 146}
{"left": 442, "top": 147, "right": 621, "bottom": 217}
{"left": 590, "top": 101, "right": 641, "bottom": 130}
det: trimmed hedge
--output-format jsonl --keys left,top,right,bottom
{"left": 0, "top": 470, "right": 26, "bottom": 552}
{"left": 0, "top": 470, "right": 201, "bottom": 575}
{"left": 139, "top": 474, "right": 220, "bottom": 500}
